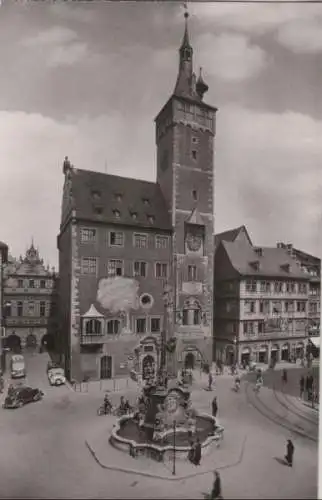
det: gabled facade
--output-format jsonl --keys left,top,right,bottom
{"left": 57, "top": 12, "right": 216, "bottom": 383}
{"left": 214, "top": 230, "right": 310, "bottom": 366}
{"left": 3, "top": 242, "right": 58, "bottom": 351}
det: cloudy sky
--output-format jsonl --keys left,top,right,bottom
{"left": 0, "top": 0, "right": 321, "bottom": 267}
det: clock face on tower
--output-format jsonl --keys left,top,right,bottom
{"left": 186, "top": 232, "right": 202, "bottom": 252}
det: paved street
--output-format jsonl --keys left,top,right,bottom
{"left": 0, "top": 353, "right": 318, "bottom": 499}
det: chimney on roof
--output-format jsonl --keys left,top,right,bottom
{"left": 280, "top": 263, "right": 291, "bottom": 273}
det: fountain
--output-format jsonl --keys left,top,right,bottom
{"left": 109, "top": 286, "right": 223, "bottom": 463}
{"left": 109, "top": 374, "right": 224, "bottom": 462}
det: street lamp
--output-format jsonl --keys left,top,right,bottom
{"left": 172, "top": 419, "right": 177, "bottom": 476}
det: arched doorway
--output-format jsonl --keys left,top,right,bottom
{"left": 41, "top": 333, "right": 55, "bottom": 352}
{"left": 270, "top": 344, "right": 279, "bottom": 363}
{"left": 241, "top": 346, "right": 251, "bottom": 366}
{"left": 281, "top": 343, "right": 290, "bottom": 362}
{"left": 184, "top": 352, "right": 195, "bottom": 370}
{"left": 100, "top": 355, "right": 112, "bottom": 379}
{"left": 5, "top": 333, "right": 21, "bottom": 353}
{"left": 225, "top": 345, "right": 234, "bottom": 366}
{"left": 295, "top": 342, "right": 304, "bottom": 359}
{"left": 258, "top": 345, "right": 268, "bottom": 364}
{"left": 26, "top": 333, "right": 37, "bottom": 349}
{"left": 142, "top": 354, "right": 155, "bottom": 381}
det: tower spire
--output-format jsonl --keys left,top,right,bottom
{"left": 174, "top": 4, "right": 195, "bottom": 98}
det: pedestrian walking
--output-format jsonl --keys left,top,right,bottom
{"left": 299, "top": 375, "right": 305, "bottom": 399}
{"left": 282, "top": 368, "right": 287, "bottom": 384}
{"left": 208, "top": 372, "right": 213, "bottom": 391}
{"left": 192, "top": 437, "right": 202, "bottom": 465}
{"left": 210, "top": 470, "right": 222, "bottom": 499}
{"left": 284, "top": 439, "right": 294, "bottom": 467}
{"left": 212, "top": 396, "right": 218, "bottom": 418}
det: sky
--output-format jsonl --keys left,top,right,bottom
{"left": 0, "top": 0, "right": 321, "bottom": 267}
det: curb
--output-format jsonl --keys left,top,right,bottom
{"left": 85, "top": 434, "right": 248, "bottom": 481}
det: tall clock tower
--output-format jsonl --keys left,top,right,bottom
{"left": 155, "top": 10, "right": 217, "bottom": 369}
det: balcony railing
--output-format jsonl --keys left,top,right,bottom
{"left": 80, "top": 333, "right": 106, "bottom": 344}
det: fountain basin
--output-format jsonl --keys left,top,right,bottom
{"left": 109, "top": 412, "right": 224, "bottom": 462}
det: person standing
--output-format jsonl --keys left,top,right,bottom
{"left": 208, "top": 371, "right": 213, "bottom": 391}
{"left": 212, "top": 396, "right": 218, "bottom": 418}
{"left": 210, "top": 470, "right": 222, "bottom": 499}
{"left": 282, "top": 369, "right": 287, "bottom": 384}
{"left": 285, "top": 439, "right": 294, "bottom": 467}
{"left": 193, "top": 437, "right": 202, "bottom": 465}
{"left": 299, "top": 375, "right": 305, "bottom": 399}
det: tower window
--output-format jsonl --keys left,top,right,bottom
{"left": 192, "top": 137, "right": 199, "bottom": 145}
{"left": 192, "top": 150, "right": 197, "bottom": 161}
{"left": 114, "top": 193, "right": 123, "bottom": 202}
{"left": 192, "top": 189, "right": 198, "bottom": 201}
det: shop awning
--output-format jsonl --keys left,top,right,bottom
{"left": 309, "top": 337, "right": 320, "bottom": 348}
{"left": 242, "top": 347, "right": 250, "bottom": 354}
{"left": 259, "top": 347, "right": 268, "bottom": 352}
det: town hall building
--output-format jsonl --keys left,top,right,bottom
{"left": 57, "top": 12, "right": 216, "bottom": 382}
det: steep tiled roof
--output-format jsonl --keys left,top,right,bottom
{"left": 70, "top": 168, "right": 172, "bottom": 231}
{"left": 214, "top": 225, "right": 251, "bottom": 247}
{"left": 223, "top": 240, "right": 308, "bottom": 279}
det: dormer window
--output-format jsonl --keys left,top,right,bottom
{"left": 91, "top": 190, "right": 101, "bottom": 200}
{"left": 94, "top": 206, "right": 103, "bottom": 215}
{"left": 113, "top": 209, "right": 121, "bottom": 218}
{"left": 255, "top": 248, "right": 263, "bottom": 257}
{"left": 249, "top": 260, "right": 260, "bottom": 271}
{"left": 114, "top": 193, "right": 123, "bottom": 202}
{"left": 142, "top": 198, "right": 150, "bottom": 206}
{"left": 147, "top": 215, "right": 155, "bottom": 224}
{"left": 281, "top": 263, "right": 291, "bottom": 273}
{"left": 130, "top": 212, "right": 138, "bottom": 220}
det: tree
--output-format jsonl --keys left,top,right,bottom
{"left": 96, "top": 277, "right": 139, "bottom": 333}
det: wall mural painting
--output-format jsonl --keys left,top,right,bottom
{"left": 96, "top": 277, "right": 139, "bottom": 333}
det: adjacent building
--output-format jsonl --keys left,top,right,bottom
{"left": 3, "top": 243, "right": 58, "bottom": 352}
{"left": 283, "top": 244, "right": 320, "bottom": 355}
{"left": 0, "top": 241, "right": 8, "bottom": 370}
{"left": 214, "top": 226, "right": 310, "bottom": 366}
{"left": 57, "top": 13, "right": 216, "bottom": 382}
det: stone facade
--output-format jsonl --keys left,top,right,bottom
{"left": 214, "top": 230, "right": 311, "bottom": 365}
{"left": 3, "top": 243, "right": 58, "bottom": 351}
{"left": 57, "top": 15, "right": 216, "bottom": 382}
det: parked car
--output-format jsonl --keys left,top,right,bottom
{"left": 48, "top": 367, "right": 66, "bottom": 386}
{"left": 10, "top": 354, "right": 26, "bottom": 379}
{"left": 46, "top": 361, "right": 60, "bottom": 373}
{"left": 3, "top": 386, "right": 44, "bottom": 409}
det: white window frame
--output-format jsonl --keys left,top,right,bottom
{"left": 39, "top": 301, "right": 46, "bottom": 317}
{"left": 150, "top": 316, "right": 161, "bottom": 333}
{"left": 108, "top": 231, "right": 124, "bottom": 247}
{"left": 155, "top": 262, "right": 168, "bottom": 279}
{"left": 107, "top": 259, "right": 124, "bottom": 277}
{"left": 81, "top": 257, "right": 98, "bottom": 275}
{"left": 155, "top": 235, "right": 169, "bottom": 249}
{"left": 133, "top": 261, "right": 147, "bottom": 278}
{"left": 107, "top": 319, "right": 121, "bottom": 335}
{"left": 135, "top": 317, "right": 147, "bottom": 334}
{"left": 80, "top": 227, "right": 97, "bottom": 244}
{"left": 133, "top": 233, "right": 148, "bottom": 249}
{"left": 187, "top": 265, "right": 197, "bottom": 282}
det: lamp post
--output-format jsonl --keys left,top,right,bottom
{"left": 172, "top": 419, "right": 177, "bottom": 476}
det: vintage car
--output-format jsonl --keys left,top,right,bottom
{"left": 3, "top": 386, "right": 44, "bottom": 409}
{"left": 48, "top": 367, "right": 66, "bottom": 386}
{"left": 46, "top": 360, "right": 60, "bottom": 373}
{"left": 10, "top": 354, "right": 26, "bottom": 379}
